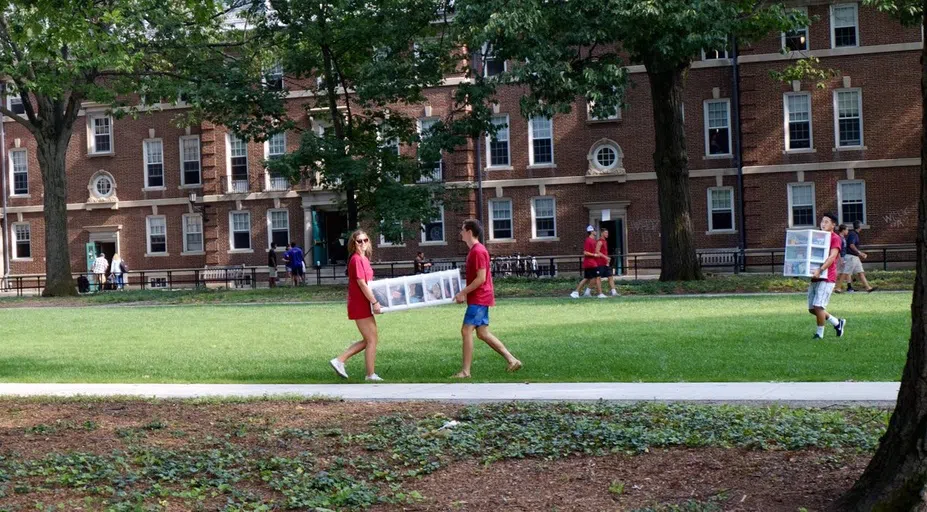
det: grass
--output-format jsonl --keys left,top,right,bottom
{"left": 0, "top": 270, "right": 914, "bottom": 306}
{"left": 0, "top": 292, "right": 911, "bottom": 383}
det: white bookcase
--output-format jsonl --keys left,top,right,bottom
{"left": 369, "top": 269, "right": 465, "bottom": 313}
{"left": 783, "top": 229, "right": 832, "bottom": 277}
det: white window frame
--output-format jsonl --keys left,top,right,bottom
{"left": 530, "top": 197, "right": 557, "bottom": 240}
{"left": 488, "top": 198, "right": 514, "bottom": 241}
{"left": 417, "top": 117, "right": 443, "bottom": 182}
{"left": 528, "top": 116, "right": 554, "bottom": 167}
{"left": 707, "top": 187, "right": 736, "bottom": 233}
{"left": 787, "top": 182, "right": 817, "bottom": 228}
{"left": 264, "top": 62, "right": 284, "bottom": 91}
{"left": 833, "top": 88, "right": 864, "bottom": 149}
{"left": 485, "top": 115, "right": 511, "bottom": 169}
{"left": 87, "top": 113, "right": 114, "bottom": 155}
{"left": 229, "top": 210, "right": 253, "bottom": 252}
{"left": 182, "top": 213, "right": 204, "bottom": 254}
{"left": 378, "top": 221, "right": 405, "bottom": 247}
{"left": 782, "top": 7, "right": 809, "bottom": 52}
{"left": 179, "top": 135, "right": 202, "bottom": 187}
{"left": 703, "top": 99, "right": 732, "bottom": 157}
{"left": 587, "top": 100, "right": 621, "bottom": 122}
{"left": 830, "top": 3, "right": 860, "bottom": 49}
{"left": 783, "top": 92, "right": 813, "bottom": 152}
{"left": 420, "top": 205, "right": 446, "bottom": 245}
{"left": 264, "top": 132, "right": 288, "bottom": 191}
{"left": 142, "top": 138, "right": 166, "bottom": 190}
{"left": 267, "top": 209, "right": 290, "bottom": 249}
{"left": 146, "top": 215, "right": 168, "bottom": 256}
{"left": 481, "top": 43, "right": 508, "bottom": 77}
{"left": 837, "top": 180, "right": 867, "bottom": 226}
{"left": 9, "top": 149, "right": 28, "bottom": 196}
{"left": 226, "top": 133, "right": 249, "bottom": 192}
{"left": 11, "top": 222, "right": 30, "bottom": 260}
{"left": 701, "top": 48, "right": 729, "bottom": 60}
{"left": 6, "top": 92, "right": 23, "bottom": 116}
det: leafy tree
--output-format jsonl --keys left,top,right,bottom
{"left": 452, "top": 0, "right": 803, "bottom": 280}
{"left": 0, "top": 0, "right": 282, "bottom": 296}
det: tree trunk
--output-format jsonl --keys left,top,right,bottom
{"left": 647, "top": 65, "right": 703, "bottom": 281}
{"left": 833, "top": 8, "right": 927, "bottom": 511}
{"left": 35, "top": 133, "right": 76, "bottom": 297}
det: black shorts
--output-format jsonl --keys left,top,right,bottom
{"left": 583, "top": 267, "right": 600, "bottom": 280}
{"left": 291, "top": 266, "right": 305, "bottom": 277}
{"left": 598, "top": 266, "right": 613, "bottom": 278}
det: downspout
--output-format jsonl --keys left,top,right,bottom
{"left": 731, "top": 36, "right": 747, "bottom": 269}
{"left": 0, "top": 83, "right": 9, "bottom": 288}
{"left": 469, "top": 50, "right": 485, "bottom": 241}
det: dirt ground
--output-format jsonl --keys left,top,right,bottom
{"left": 0, "top": 400, "right": 868, "bottom": 511}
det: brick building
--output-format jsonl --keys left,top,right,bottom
{"left": 0, "top": 1, "right": 920, "bottom": 278}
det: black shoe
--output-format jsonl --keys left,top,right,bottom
{"left": 812, "top": 334, "right": 824, "bottom": 340}
{"left": 835, "top": 318, "right": 847, "bottom": 338}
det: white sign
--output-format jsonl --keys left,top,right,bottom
{"left": 602, "top": 209, "right": 611, "bottom": 222}
{"left": 369, "top": 269, "right": 465, "bottom": 313}
{"left": 783, "top": 229, "right": 831, "bottom": 277}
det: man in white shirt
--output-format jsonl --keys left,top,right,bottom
{"left": 92, "top": 253, "right": 109, "bottom": 292}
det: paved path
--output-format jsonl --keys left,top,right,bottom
{"left": 0, "top": 382, "right": 901, "bottom": 406}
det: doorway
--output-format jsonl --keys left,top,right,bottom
{"left": 95, "top": 242, "right": 116, "bottom": 264}
{"left": 323, "top": 211, "right": 348, "bottom": 264}
{"left": 599, "top": 219, "right": 624, "bottom": 275}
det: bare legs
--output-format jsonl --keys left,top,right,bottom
{"left": 453, "top": 324, "right": 521, "bottom": 378}
{"left": 336, "top": 316, "right": 379, "bottom": 377}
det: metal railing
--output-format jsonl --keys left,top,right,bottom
{"left": 0, "top": 244, "right": 916, "bottom": 296}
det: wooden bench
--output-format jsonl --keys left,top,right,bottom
{"left": 201, "top": 264, "right": 250, "bottom": 288}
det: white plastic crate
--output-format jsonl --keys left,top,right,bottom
{"left": 369, "top": 269, "right": 465, "bottom": 313}
{"left": 783, "top": 229, "right": 832, "bottom": 277}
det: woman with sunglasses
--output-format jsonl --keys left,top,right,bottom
{"left": 330, "top": 229, "right": 384, "bottom": 381}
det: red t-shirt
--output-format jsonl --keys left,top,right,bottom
{"left": 598, "top": 239, "right": 609, "bottom": 266}
{"left": 582, "top": 236, "right": 598, "bottom": 268}
{"left": 826, "top": 232, "right": 841, "bottom": 283}
{"left": 466, "top": 242, "right": 495, "bottom": 306}
{"left": 347, "top": 253, "right": 374, "bottom": 319}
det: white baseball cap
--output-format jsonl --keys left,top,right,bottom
{"left": 586, "top": 225, "right": 595, "bottom": 232}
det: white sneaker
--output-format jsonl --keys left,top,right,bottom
{"left": 329, "top": 358, "right": 348, "bottom": 379}
{"left": 610, "top": 289, "right": 619, "bottom": 296}
{"left": 597, "top": 294, "right": 607, "bottom": 299}
{"left": 569, "top": 291, "right": 579, "bottom": 299}
{"left": 583, "top": 289, "right": 592, "bottom": 297}
{"left": 365, "top": 373, "right": 384, "bottom": 382}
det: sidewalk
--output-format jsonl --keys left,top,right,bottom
{"left": 0, "top": 382, "right": 901, "bottom": 406}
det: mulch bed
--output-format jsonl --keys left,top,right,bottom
{"left": 0, "top": 400, "right": 868, "bottom": 511}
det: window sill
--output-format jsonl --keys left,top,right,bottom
{"left": 487, "top": 238, "right": 516, "bottom": 244}
{"left": 180, "top": 184, "right": 203, "bottom": 189}
{"left": 706, "top": 230, "right": 738, "bottom": 235}
{"left": 587, "top": 118, "right": 621, "bottom": 124}
{"left": 530, "top": 237, "right": 560, "bottom": 242}
{"left": 419, "top": 241, "right": 448, "bottom": 247}
{"left": 834, "top": 146, "right": 867, "bottom": 152}
{"left": 783, "top": 148, "right": 816, "bottom": 154}
{"left": 87, "top": 152, "right": 114, "bottom": 158}
{"left": 485, "top": 166, "right": 514, "bottom": 171}
{"left": 832, "top": 44, "right": 860, "bottom": 50}
{"left": 227, "top": 249, "right": 254, "bottom": 254}
{"left": 9, "top": 194, "right": 30, "bottom": 199}
{"left": 11, "top": 258, "right": 33, "bottom": 262}
{"left": 790, "top": 225, "right": 817, "bottom": 229}
{"left": 145, "top": 253, "right": 170, "bottom": 257}
{"left": 143, "top": 187, "right": 167, "bottom": 192}
{"left": 527, "top": 163, "right": 556, "bottom": 170}
{"left": 703, "top": 154, "right": 733, "bottom": 160}
{"left": 181, "top": 251, "right": 206, "bottom": 256}
{"left": 378, "top": 244, "right": 406, "bottom": 248}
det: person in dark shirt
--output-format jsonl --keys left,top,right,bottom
{"left": 414, "top": 251, "right": 432, "bottom": 274}
{"left": 268, "top": 243, "right": 279, "bottom": 288}
{"left": 842, "top": 220, "right": 875, "bottom": 293}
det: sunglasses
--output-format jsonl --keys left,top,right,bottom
{"left": 356, "top": 238, "right": 369, "bottom": 244}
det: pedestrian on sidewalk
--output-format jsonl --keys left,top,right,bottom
{"left": 570, "top": 225, "right": 604, "bottom": 299}
{"left": 91, "top": 252, "right": 109, "bottom": 292}
{"left": 808, "top": 213, "right": 847, "bottom": 340}
{"left": 843, "top": 220, "right": 876, "bottom": 293}
{"left": 285, "top": 242, "right": 305, "bottom": 286}
{"left": 110, "top": 253, "right": 127, "bottom": 291}
{"left": 330, "top": 230, "right": 384, "bottom": 382}
{"left": 452, "top": 219, "right": 521, "bottom": 378}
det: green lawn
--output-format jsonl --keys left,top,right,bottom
{"left": 0, "top": 293, "right": 911, "bottom": 383}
